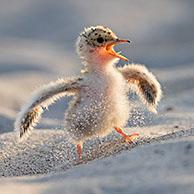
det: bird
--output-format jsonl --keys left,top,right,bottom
{"left": 15, "top": 25, "right": 162, "bottom": 160}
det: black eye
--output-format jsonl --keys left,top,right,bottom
{"left": 96, "top": 37, "right": 104, "bottom": 43}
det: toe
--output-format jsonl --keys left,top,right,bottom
{"left": 124, "top": 133, "right": 139, "bottom": 143}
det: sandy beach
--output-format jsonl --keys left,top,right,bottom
{"left": 0, "top": 0, "right": 194, "bottom": 193}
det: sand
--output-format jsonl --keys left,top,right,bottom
{"left": 0, "top": 0, "right": 194, "bottom": 193}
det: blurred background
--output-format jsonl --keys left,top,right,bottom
{"left": 0, "top": 0, "right": 194, "bottom": 132}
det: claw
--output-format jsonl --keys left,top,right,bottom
{"left": 114, "top": 127, "right": 139, "bottom": 143}
{"left": 124, "top": 133, "right": 139, "bottom": 143}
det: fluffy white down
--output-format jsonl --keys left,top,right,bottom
{"left": 65, "top": 66, "right": 130, "bottom": 144}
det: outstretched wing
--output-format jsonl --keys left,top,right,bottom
{"left": 118, "top": 64, "right": 162, "bottom": 113}
{"left": 15, "top": 77, "right": 83, "bottom": 139}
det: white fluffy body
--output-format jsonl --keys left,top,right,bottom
{"left": 65, "top": 62, "right": 130, "bottom": 144}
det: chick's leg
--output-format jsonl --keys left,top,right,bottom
{"left": 76, "top": 144, "right": 83, "bottom": 160}
{"left": 114, "top": 127, "right": 139, "bottom": 142}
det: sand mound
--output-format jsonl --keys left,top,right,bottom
{"left": 1, "top": 124, "right": 194, "bottom": 177}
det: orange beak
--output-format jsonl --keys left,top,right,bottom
{"left": 106, "top": 39, "right": 131, "bottom": 61}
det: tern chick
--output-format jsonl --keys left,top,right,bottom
{"left": 15, "top": 26, "right": 162, "bottom": 160}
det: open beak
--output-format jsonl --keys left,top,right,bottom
{"left": 105, "top": 39, "right": 131, "bottom": 61}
